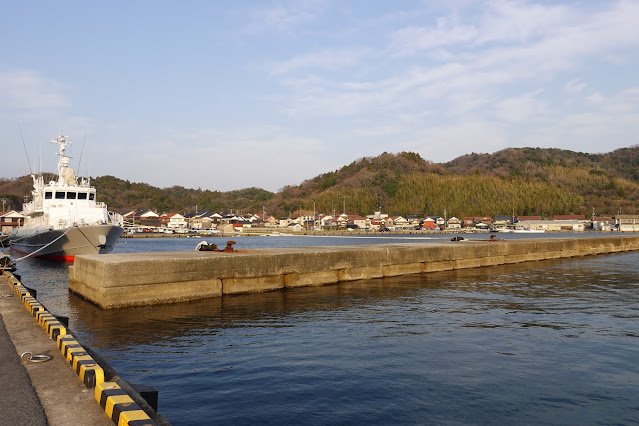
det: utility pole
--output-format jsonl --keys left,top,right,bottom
{"left": 342, "top": 197, "right": 347, "bottom": 215}
{"left": 312, "top": 200, "right": 315, "bottom": 231}
{"left": 1, "top": 198, "right": 6, "bottom": 212}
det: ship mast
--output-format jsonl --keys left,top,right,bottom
{"left": 51, "top": 133, "right": 75, "bottom": 185}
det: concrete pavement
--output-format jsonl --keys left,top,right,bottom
{"left": 0, "top": 280, "right": 112, "bottom": 426}
{"left": 0, "top": 311, "right": 47, "bottom": 426}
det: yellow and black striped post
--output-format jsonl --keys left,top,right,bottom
{"left": 95, "top": 382, "right": 155, "bottom": 425}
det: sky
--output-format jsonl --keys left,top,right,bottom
{"left": 2, "top": 1, "right": 639, "bottom": 193}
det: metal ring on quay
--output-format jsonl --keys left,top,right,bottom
{"left": 21, "top": 351, "right": 52, "bottom": 363}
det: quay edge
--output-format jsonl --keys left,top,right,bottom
{"left": 68, "top": 236, "right": 639, "bottom": 309}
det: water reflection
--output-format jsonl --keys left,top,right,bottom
{"left": 8, "top": 238, "right": 639, "bottom": 424}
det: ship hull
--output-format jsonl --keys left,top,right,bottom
{"left": 10, "top": 225, "right": 123, "bottom": 261}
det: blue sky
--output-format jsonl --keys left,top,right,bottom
{"left": 2, "top": 1, "right": 638, "bottom": 192}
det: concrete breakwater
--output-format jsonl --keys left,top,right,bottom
{"left": 69, "top": 236, "right": 639, "bottom": 309}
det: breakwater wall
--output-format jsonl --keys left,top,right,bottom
{"left": 69, "top": 236, "right": 639, "bottom": 309}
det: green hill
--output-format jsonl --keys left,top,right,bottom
{"left": 2, "top": 146, "right": 639, "bottom": 218}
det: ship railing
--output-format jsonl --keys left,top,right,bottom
{"left": 22, "top": 202, "right": 44, "bottom": 215}
{"left": 108, "top": 211, "right": 125, "bottom": 227}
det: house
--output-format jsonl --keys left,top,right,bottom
{"left": 592, "top": 217, "right": 615, "bottom": 231}
{"left": 121, "top": 210, "right": 137, "bottom": 222}
{"left": 406, "top": 215, "right": 421, "bottom": 228}
{"left": 186, "top": 211, "right": 212, "bottom": 229}
{"left": 474, "top": 216, "right": 492, "bottom": 226}
{"left": 221, "top": 214, "right": 240, "bottom": 224}
{"left": 279, "top": 217, "right": 291, "bottom": 228}
{"left": 336, "top": 214, "right": 349, "bottom": 227}
{"left": 0, "top": 210, "right": 25, "bottom": 233}
{"left": 367, "top": 211, "right": 389, "bottom": 220}
{"left": 421, "top": 217, "right": 437, "bottom": 230}
{"left": 137, "top": 210, "right": 162, "bottom": 227}
{"left": 347, "top": 215, "right": 369, "bottom": 229}
{"left": 264, "top": 216, "right": 279, "bottom": 227}
{"left": 389, "top": 216, "right": 409, "bottom": 229}
{"left": 493, "top": 215, "right": 512, "bottom": 225}
{"left": 463, "top": 217, "right": 475, "bottom": 228}
{"left": 208, "top": 213, "right": 223, "bottom": 225}
{"left": 616, "top": 215, "right": 639, "bottom": 232}
{"left": 447, "top": 217, "right": 461, "bottom": 229}
{"left": 165, "top": 213, "right": 187, "bottom": 228}
{"left": 517, "top": 220, "right": 584, "bottom": 232}
{"left": 370, "top": 218, "right": 384, "bottom": 230}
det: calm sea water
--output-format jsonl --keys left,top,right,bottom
{"left": 7, "top": 234, "right": 639, "bottom": 424}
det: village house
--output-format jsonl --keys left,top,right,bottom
{"left": 517, "top": 220, "right": 585, "bottom": 232}
{"left": 406, "top": 215, "right": 421, "bottom": 228}
{"left": 162, "top": 213, "right": 187, "bottom": 229}
{"left": 279, "top": 217, "right": 291, "bottom": 228}
{"left": 0, "top": 210, "right": 25, "bottom": 233}
{"left": 347, "top": 215, "right": 369, "bottom": 229}
{"left": 463, "top": 217, "right": 475, "bottom": 228}
{"left": 367, "top": 211, "right": 389, "bottom": 221}
{"left": 446, "top": 217, "right": 462, "bottom": 230}
{"left": 221, "top": 214, "right": 241, "bottom": 225}
{"left": 493, "top": 215, "right": 513, "bottom": 230}
{"left": 263, "top": 216, "right": 279, "bottom": 227}
{"left": 421, "top": 217, "right": 437, "bottom": 230}
{"left": 138, "top": 210, "right": 162, "bottom": 228}
{"left": 616, "top": 215, "right": 639, "bottom": 232}
{"left": 184, "top": 211, "right": 206, "bottom": 229}
{"left": 369, "top": 218, "right": 384, "bottom": 230}
{"left": 591, "top": 217, "right": 615, "bottom": 231}
{"left": 388, "top": 216, "right": 409, "bottom": 229}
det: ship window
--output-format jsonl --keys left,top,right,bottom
{"left": 89, "top": 193, "right": 95, "bottom": 200}
{"left": 67, "top": 192, "right": 77, "bottom": 199}
{"left": 55, "top": 192, "right": 65, "bottom": 199}
{"left": 77, "top": 192, "right": 88, "bottom": 200}
{"left": 45, "top": 192, "right": 53, "bottom": 199}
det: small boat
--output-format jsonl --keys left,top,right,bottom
{"left": 512, "top": 227, "right": 545, "bottom": 233}
{"left": 496, "top": 228, "right": 514, "bottom": 233}
{"left": 10, "top": 134, "right": 123, "bottom": 261}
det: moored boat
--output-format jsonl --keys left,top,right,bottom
{"left": 10, "top": 133, "right": 123, "bottom": 261}
{"left": 512, "top": 227, "right": 545, "bottom": 233}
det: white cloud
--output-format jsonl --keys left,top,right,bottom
{"left": 586, "top": 92, "right": 606, "bottom": 105}
{"left": 402, "top": 120, "right": 509, "bottom": 163}
{"left": 269, "top": 47, "right": 373, "bottom": 74}
{"left": 389, "top": 17, "right": 478, "bottom": 56}
{"left": 0, "top": 70, "right": 70, "bottom": 111}
{"left": 244, "top": 0, "right": 328, "bottom": 33}
{"left": 475, "top": 0, "right": 573, "bottom": 45}
{"left": 564, "top": 79, "right": 587, "bottom": 94}
{"left": 269, "top": 0, "right": 639, "bottom": 126}
{"left": 494, "top": 90, "right": 549, "bottom": 123}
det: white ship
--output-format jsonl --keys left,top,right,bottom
{"left": 10, "top": 133, "right": 123, "bottom": 261}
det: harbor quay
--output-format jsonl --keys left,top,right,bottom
{"left": 69, "top": 235, "right": 639, "bottom": 309}
{"left": 0, "top": 268, "right": 170, "bottom": 425}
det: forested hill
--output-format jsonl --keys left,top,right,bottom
{"left": 2, "top": 146, "right": 639, "bottom": 218}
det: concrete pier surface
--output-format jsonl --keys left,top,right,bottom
{"left": 69, "top": 235, "right": 639, "bottom": 309}
{"left": 0, "top": 278, "right": 113, "bottom": 425}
